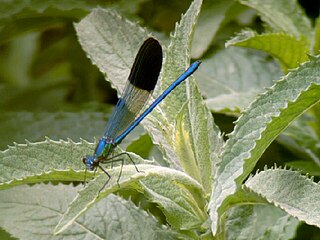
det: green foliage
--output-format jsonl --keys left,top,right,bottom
{"left": 226, "top": 30, "right": 310, "bottom": 70}
{"left": 1, "top": 0, "right": 320, "bottom": 239}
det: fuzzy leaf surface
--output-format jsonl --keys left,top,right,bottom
{"left": 226, "top": 30, "right": 310, "bottom": 70}
{"left": 245, "top": 169, "right": 320, "bottom": 228}
{"left": 209, "top": 55, "right": 320, "bottom": 234}
{"left": 225, "top": 204, "right": 299, "bottom": 240}
{"left": 0, "top": 139, "right": 91, "bottom": 189}
{"left": 239, "top": 0, "right": 312, "bottom": 39}
{"left": 0, "top": 183, "right": 179, "bottom": 240}
{"left": 55, "top": 165, "right": 205, "bottom": 234}
{"left": 195, "top": 47, "right": 281, "bottom": 112}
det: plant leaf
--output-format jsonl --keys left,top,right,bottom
{"left": 191, "top": 0, "right": 234, "bottom": 58}
{"left": 0, "top": 184, "right": 87, "bottom": 240}
{"left": 225, "top": 204, "right": 299, "bottom": 240}
{"left": 139, "top": 169, "right": 207, "bottom": 230}
{"left": 0, "top": 139, "right": 91, "bottom": 189}
{"left": 175, "top": 95, "right": 223, "bottom": 193}
{"left": 0, "top": 183, "right": 180, "bottom": 239}
{"left": 209, "top": 55, "right": 320, "bottom": 235}
{"left": 195, "top": 47, "right": 281, "bottom": 112}
{"left": 278, "top": 113, "right": 320, "bottom": 164}
{"left": 238, "top": 0, "right": 312, "bottom": 39}
{"left": 245, "top": 168, "right": 320, "bottom": 228}
{"left": 147, "top": 0, "right": 222, "bottom": 179}
{"left": 75, "top": 8, "right": 148, "bottom": 96}
{"left": 226, "top": 30, "right": 310, "bottom": 71}
{"left": 54, "top": 164, "right": 205, "bottom": 234}
{"left": 286, "top": 161, "right": 320, "bottom": 176}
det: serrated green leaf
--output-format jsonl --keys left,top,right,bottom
{"left": 209, "top": 55, "right": 320, "bottom": 234}
{"left": 0, "top": 183, "right": 179, "bottom": 240}
{"left": 154, "top": 0, "right": 202, "bottom": 121}
{"left": 0, "top": 137, "right": 152, "bottom": 190}
{"left": 55, "top": 164, "right": 205, "bottom": 235}
{"left": 141, "top": 0, "right": 205, "bottom": 172}
{"left": 175, "top": 89, "right": 222, "bottom": 194}
{"left": 174, "top": 104, "right": 201, "bottom": 183}
{"left": 0, "top": 111, "right": 111, "bottom": 149}
{"left": 0, "top": 139, "right": 91, "bottom": 188}
{"left": 147, "top": 0, "right": 221, "bottom": 194}
{"left": 238, "top": 0, "right": 312, "bottom": 39}
{"left": 286, "top": 161, "right": 320, "bottom": 176}
{"left": 225, "top": 204, "right": 299, "bottom": 240}
{"left": 195, "top": 47, "right": 281, "bottom": 112}
{"left": 226, "top": 30, "right": 310, "bottom": 71}
{"left": 245, "top": 169, "right": 320, "bottom": 228}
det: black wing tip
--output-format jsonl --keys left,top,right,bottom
{"left": 128, "top": 37, "right": 163, "bottom": 91}
{"left": 144, "top": 37, "right": 160, "bottom": 45}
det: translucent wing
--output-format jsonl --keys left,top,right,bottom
{"left": 104, "top": 37, "right": 163, "bottom": 140}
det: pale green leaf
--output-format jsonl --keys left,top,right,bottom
{"left": 226, "top": 30, "right": 310, "bottom": 70}
{"left": 140, "top": 171, "right": 207, "bottom": 230}
{"left": 225, "top": 204, "right": 299, "bottom": 240}
{"left": 238, "top": 0, "right": 312, "bottom": 39}
{"left": 245, "top": 169, "right": 320, "bottom": 228}
{"left": 151, "top": 0, "right": 221, "bottom": 194}
{"left": 0, "top": 137, "right": 152, "bottom": 190}
{"left": 205, "top": 91, "right": 258, "bottom": 113}
{"left": 125, "top": 134, "right": 154, "bottom": 159}
{"left": 175, "top": 94, "right": 223, "bottom": 194}
{"left": 209, "top": 55, "right": 320, "bottom": 234}
{"left": 55, "top": 164, "right": 205, "bottom": 235}
{"left": 195, "top": 47, "right": 281, "bottom": 112}
{"left": 74, "top": 8, "right": 148, "bottom": 96}
{"left": 141, "top": 0, "right": 206, "bottom": 175}
{"left": 0, "top": 183, "right": 179, "bottom": 240}
{"left": 191, "top": 0, "right": 234, "bottom": 58}
{"left": 0, "top": 139, "right": 91, "bottom": 189}
{"left": 154, "top": 0, "right": 202, "bottom": 121}
{"left": 0, "top": 109, "right": 145, "bottom": 153}
{"left": 0, "top": 184, "right": 87, "bottom": 240}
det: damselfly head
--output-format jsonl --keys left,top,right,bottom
{"left": 82, "top": 156, "right": 96, "bottom": 171}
